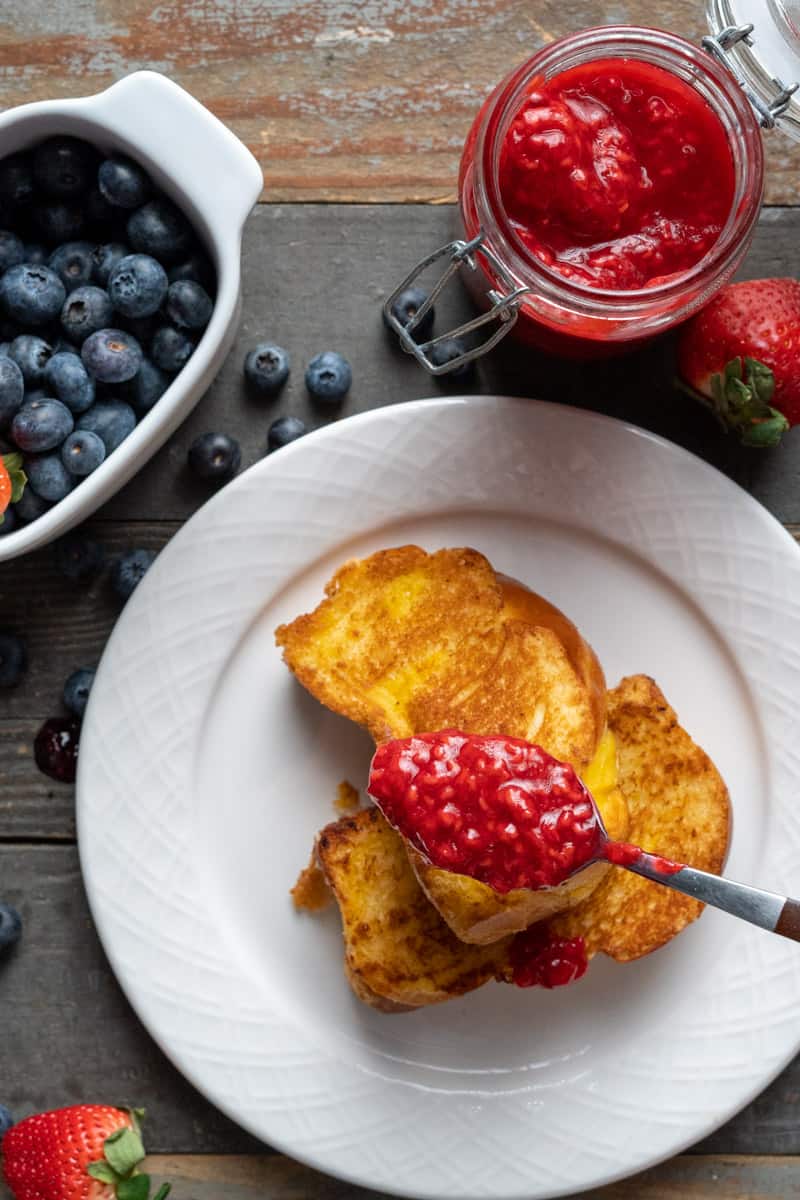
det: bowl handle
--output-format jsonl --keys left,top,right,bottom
{"left": 83, "top": 71, "right": 263, "bottom": 232}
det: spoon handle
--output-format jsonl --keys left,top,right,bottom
{"left": 625, "top": 853, "right": 800, "bottom": 941}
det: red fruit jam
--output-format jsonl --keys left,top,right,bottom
{"left": 34, "top": 717, "right": 80, "bottom": 784}
{"left": 498, "top": 59, "right": 735, "bottom": 290}
{"left": 510, "top": 925, "right": 588, "bottom": 988}
{"left": 368, "top": 730, "right": 604, "bottom": 893}
{"left": 605, "top": 841, "right": 683, "bottom": 874}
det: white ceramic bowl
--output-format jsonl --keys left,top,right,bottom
{"left": 0, "top": 71, "right": 263, "bottom": 562}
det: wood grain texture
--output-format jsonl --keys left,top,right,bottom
{"left": 0, "top": 0, "right": 797, "bottom": 204}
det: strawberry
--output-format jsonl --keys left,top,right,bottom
{"left": 676, "top": 277, "right": 800, "bottom": 447}
{"left": 2, "top": 1105, "right": 170, "bottom": 1200}
{"left": 0, "top": 452, "right": 25, "bottom": 523}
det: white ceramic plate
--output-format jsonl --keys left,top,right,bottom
{"left": 78, "top": 397, "right": 800, "bottom": 1200}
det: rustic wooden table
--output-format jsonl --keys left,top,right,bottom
{"left": 2, "top": 2, "right": 800, "bottom": 1197}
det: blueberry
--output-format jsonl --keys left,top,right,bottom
{"left": 61, "top": 429, "right": 106, "bottom": 476}
{"left": 0, "top": 232, "right": 24, "bottom": 274}
{"left": 47, "top": 241, "right": 94, "bottom": 293}
{"left": 0, "top": 632, "right": 25, "bottom": 687}
{"left": 0, "top": 1103, "right": 14, "bottom": 1137}
{"left": 108, "top": 253, "right": 167, "bottom": 318}
{"left": 76, "top": 400, "right": 136, "bottom": 452}
{"left": 268, "top": 414, "right": 307, "bottom": 451}
{"left": 188, "top": 431, "right": 241, "bottom": 480}
{"left": 244, "top": 343, "right": 289, "bottom": 396}
{"left": 45, "top": 351, "right": 95, "bottom": 413}
{"left": 118, "top": 313, "right": 158, "bottom": 346}
{"left": 127, "top": 199, "right": 192, "bottom": 263}
{"left": 11, "top": 397, "right": 73, "bottom": 453}
{"left": 63, "top": 666, "right": 95, "bottom": 717}
{"left": 165, "top": 280, "right": 212, "bottom": 330}
{"left": 9, "top": 335, "right": 52, "bottom": 384}
{"left": 13, "top": 486, "right": 50, "bottom": 524}
{"left": 427, "top": 336, "right": 474, "bottom": 380}
{"left": 33, "top": 136, "right": 94, "bottom": 198}
{"left": 85, "top": 186, "right": 115, "bottom": 230}
{"left": 61, "top": 286, "right": 114, "bottom": 344}
{"left": 0, "top": 505, "right": 17, "bottom": 534}
{"left": 23, "top": 243, "right": 48, "bottom": 266}
{"left": 0, "top": 902, "right": 22, "bottom": 951}
{"left": 112, "top": 547, "right": 155, "bottom": 600}
{"left": 0, "top": 343, "right": 8, "bottom": 358}
{"left": 384, "top": 286, "right": 435, "bottom": 341}
{"left": 305, "top": 351, "right": 351, "bottom": 403}
{"left": 0, "top": 265, "right": 65, "bottom": 326}
{"left": 123, "top": 357, "right": 169, "bottom": 412}
{"left": 54, "top": 532, "right": 105, "bottom": 580}
{"left": 0, "top": 356, "right": 24, "bottom": 429}
{"left": 81, "top": 328, "right": 142, "bottom": 383}
{"left": 0, "top": 155, "right": 34, "bottom": 208}
{"left": 25, "top": 452, "right": 75, "bottom": 501}
{"left": 168, "top": 253, "right": 215, "bottom": 293}
{"left": 50, "top": 336, "right": 78, "bottom": 356}
{"left": 151, "top": 325, "right": 193, "bottom": 373}
{"left": 91, "top": 242, "right": 128, "bottom": 287}
{"left": 34, "top": 716, "right": 80, "bottom": 783}
{"left": 33, "top": 200, "right": 84, "bottom": 244}
{"left": 98, "top": 155, "right": 151, "bottom": 209}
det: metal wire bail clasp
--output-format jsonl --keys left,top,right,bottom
{"left": 383, "top": 230, "right": 531, "bottom": 375}
{"left": 702, "top": 23, "right": 799, "bottom": 129}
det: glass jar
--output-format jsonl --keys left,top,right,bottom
{"left": 384, "top": 16, "right": 799, "bottom": 370}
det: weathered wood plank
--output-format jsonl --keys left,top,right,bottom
{"left": 1, "top": 845, "right": 800, "bottom": 1158}
{"left": 0, "top": 1, "right": 797, "bottom": 205}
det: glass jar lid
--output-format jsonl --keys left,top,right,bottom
{"left": 706, "top": 0, "right": 800, "bottom": 137}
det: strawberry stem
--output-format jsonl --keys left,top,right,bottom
{"left": 677, "top": 356, "right": 790, "bottom": 448}
{"left": 152, "top": 1185, "right": 171, "bottom": 1200}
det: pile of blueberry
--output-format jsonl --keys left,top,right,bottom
{"left": 0, "top": 135, "right": 214, "bottom": 531}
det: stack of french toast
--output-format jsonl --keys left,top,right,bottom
{"left": 276, "top": 546, "right": 730, "bottom": 1012}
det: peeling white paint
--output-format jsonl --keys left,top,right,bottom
{"left": 315, "top": 26, "right": 394, "bottom": 47}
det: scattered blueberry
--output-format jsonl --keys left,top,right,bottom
{"left": 0, "top": 632, "right": 26, "bottom": 687}
{"left": 168, "top": 252, "right": 215, "bottom": 293}
{"left": 23, "top": 243, "right": 47, "bottom": 265}
{"left": 151, "top": 325, "right": 193, "bottom": 373}
{"left": 244, "top": 343, "right": 289, "bottom": 396}
{"left": 60, "top": 285, "right": 114, "bottom": 344}
{"left": 25, "top": 453, "right": 75, "bottom": 501}
{"left": 108, "top": 253, "right": 168, "bottom": 318}
{"left": 76, "top": 400, "right": 136, "bottom": 453}
{"left": 34, "top": 716, "right": 80, "bottom": 783}
{"left": 427, "top": 336, "right": 475, "bottom": 379}
{"left": 0, "top": 1103, "right": 14, "bottom": 1137}
{"left": 384, "top": 285, "right": 435, "bottom": 341}
{"left": 0, "top": 155, "right": 34, "bottom": 208}
{"left": 11, "top": 397, "right": 73, "bottom": 453}
{"left": 61, "top": 429, "right": 106, "bottom": 476}
{"left": 98, "top": 155, "right": 151, "bottom": 209}
{"left": 268, "top": 414, "right": 307, "bottom": 451}
{"left": 188, "top": 431, "right": 241, "bottom": 481}
{"left": 33, "top": 136, "right": 94, "bottom": 198}
{"left": 54, "top": 532, "right": 105, "bottom": 580}
{"left": 45, "top": 352, "right": 95, "bottom": 414}
{"left": 0, "top": 231, "right": 24, "bottom": 274}
{"left": 0, "top": 902, "right": 22, "bottom": 952}
{"left": 91, "top": 242, "right": 128, "bottom": 288}
{"left": 13, "top": 486, "right": 50, "bottom": 524}
{"left": 0, "top": 357, "right": 24, "bottom": 429}
{"left": 33, "top": 200, "right": 85, "bottom": 244}
{"left": 112, "top": 547, "right": 155, "bottom": 600}
{"left": 0, "top": 265, "right": 66, "bottom": 326}
{"left": 81, "top": 328, "right": 142, "bottom": 383}
{"left": 127, "top": 199, "right": 192, "bottom": 263}
{"left": 165, "top": 279, "right": 212, "bottom": 330}
{"left": 8, "top": 334, "right": 52, "bottom": 385}
{"left": 305, "top": 351, "right": 352, "bottom": 403}
{"left": 63, "top": 666, "right": 95, "bottom": 718}
{"left": 122, "top": 356, "right": 169, "bottom": 412}
{"left": 47, "top": 241, "right": 94, "bottom": 293}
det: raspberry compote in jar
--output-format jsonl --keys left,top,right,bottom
{"left": 384, "top": 10, "right": 800, "bottom": 368}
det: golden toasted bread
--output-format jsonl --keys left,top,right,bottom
{"left": 550, "top": 675, "right": 730, "bottom": 960}
{"left": 314, "top": 676, "right": 730, "bottom": 1009}
{"left": 316, "top": 807, "right": 509, "bottom": 1010}
{"left": 277, "top": 546, "right": 609, "bottom": 941}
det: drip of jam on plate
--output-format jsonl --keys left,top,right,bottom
{"left": 34, "top": 717, "right": 80, "bottom": 783}
{"left": 368, "top": 730, "right": 605, "bottom": 893}
{"left": 498, "top": 58, "right": 735, "bottom": 289}
{"left": 510, "top": 925, "right": 588, "bottom": 988}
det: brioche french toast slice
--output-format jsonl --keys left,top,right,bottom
{"left": 313, "top": 676, "right": 730, "bottom": 1010}
{"left": 277, "top": 546, "right": 609, "bottom": 938}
